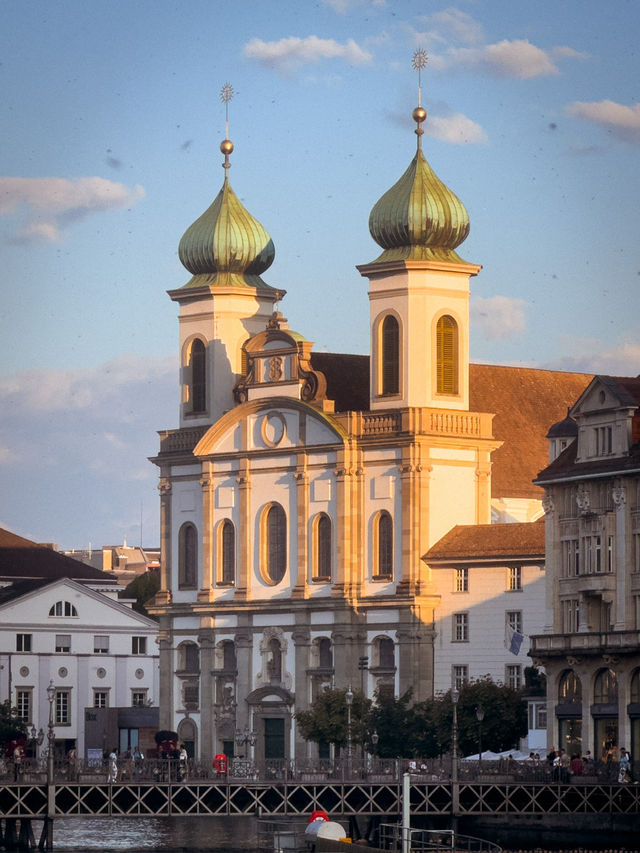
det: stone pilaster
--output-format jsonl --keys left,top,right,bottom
{"left": 236, "top": 458, "right": 251, "bottom": 600}
{"left": 199, "top": 463, "right": 214, "bottom": 602}
{"left": 158, "top": 621, "right": 174, "bottom": 731}
{"left": 292, "top": 464, "right": 309, "bottom": 598}
{"left": 292, "top": 622, "right": 311, "bottom": 758}
{"left": 198, "top": 624, "right": 215, "bottom": 761}
{"left": 157, "top": 478, "right": 172, "bottom": 604}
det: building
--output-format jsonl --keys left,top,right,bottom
{"left": 149, "top": 95, "right": 592, "bottom": 763}
{"left": 531, "top": 375, "right": 640, "bottom": 762}
{"left": 0, "top": 528, "right": 159, "bottom": 760}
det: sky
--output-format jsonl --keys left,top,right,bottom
{"left": 1, "top": 0, "right": 639, "bottom": 550}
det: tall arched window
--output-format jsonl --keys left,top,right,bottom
{"left": 222, "top": 641, "right": 237, "bottom": 672}
{"left": 594, "top": 668, "right": 618, "bottom": 703}
{"left": 220, "top": 520, "right": 235, "bottom": 585}
{"left": 381, "top": 315, "right": 399, "bottom": 396}
{"left": 318, "top": 638, "right": 333, "bottom": 669}
{"left": 436, "top": 315, "right": 458, "bottom": 395}
{"left": 377, "top": 636, "right": 395, "bottom": 669}
{"left": 314, "top": 514, "right": 332, "bottom": 581}
{"left": 189, "top": 338, "right": 206, "bottom": 413}
{"left": 558, "top": 670, "right": 582, "bottom": 703}
{"left": 179, "top": 522, "right": 197, "bottom": 589}
{"left": 374, "top": 511, "right": 393, "bottom": 579}
{"left": 265, "top": 503, "right": 286, "bottom": 584}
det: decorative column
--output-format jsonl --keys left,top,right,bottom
{"left": 198, "top": 623, "right": 215, "bottom": 761}
{"left": 236, "top": 457, "right": 251, "bottom": 600}
{"left": 398, "top": 448, "right": 423, "bottom": 595}
{"left": 199, "top": 463, "right": 214, "bottom": 602}
{"left": 157, "top": 478, "right": 172, "bottom": 604}
{"left": 292, "top": 461, "right": 309, "bottom": 598}
{"left": 292, "top": 624, "right": 311, "bottom": 759}
{"left": 234, "top": 624, "right": 252, "bottom": 733}
{"left": 158, "top": 624, "right": 174, "bottom": 731}
{"left": 613, "top": 484, "right": 627, "bottom": 630}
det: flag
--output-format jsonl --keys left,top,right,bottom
{"left": 505, "top": 624, "right": 523, "bottom": 656}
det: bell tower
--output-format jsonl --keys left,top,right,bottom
{"left": 357, "top": 51, "right": 480, "bottom": 412}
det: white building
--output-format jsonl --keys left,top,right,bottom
{"left": 0, "top": 529, "right": 159, "bottom": 759}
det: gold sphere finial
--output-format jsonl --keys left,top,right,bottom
{"left": 220, "top": 139, "right": 234, "bottom": 155}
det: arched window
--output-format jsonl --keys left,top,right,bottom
{"left": 631, "top": 669, "right": 640, "bottom": 703}
{"left": 381, "top": 315, "right": 399, "bottom": 396}
{"left": 374, "top": 511, "right": 393, "bottom": 579}
{"left": 436, "top": 315, "right": 458, "bottom": 395}
{"left": 318, "top": 638, "right": 333, "bottom": 669}
{"left": 220, "top": 520, "right": 235, "bottom": 585}
{"left": 179, "top": 522, "right": 197, "bottom": 589}
{"left": 558, "top": 670, "right": 582, "bottom": 703}
{"left": 377, "top": 636, "right": 395, "bottom": 669}
{"left": 189, "top": 338, "right": 206, "bottom": 413}
{"left": 594, "top": 668, "right": 618, "bottom": 704}
{"left": 314, "top": 514, "right": 332, "bottom": 581}
{"left": 179, "top": 642, "right": 200, "bottom": 673}
{"left": 268, "top": 638, "right": 282, "bottom": 682}
{"left": 264, "top": 503, "right": 287, "bottom": 584}
{"left": 48, "top": 601, "right": 78, "bottom": 617}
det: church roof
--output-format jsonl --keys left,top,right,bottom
{"left": 309, "top": 354, "right": 592, "bottom": 499}
{"left": 424, "top": 518, "right": 545, "bottom": 564}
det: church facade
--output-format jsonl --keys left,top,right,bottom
{"left": 150, "top": 99, "right": 590, "bottom": 762}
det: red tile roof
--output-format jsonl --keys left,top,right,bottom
{"left": 425, "top": 519, "right": 545, "bottom": 564}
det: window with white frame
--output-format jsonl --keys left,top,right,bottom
{"left": 562, "top": 599, "right": 580, "bottom": 633}
{"left": 55, "top": 634, "right": 71, "bottom": 653}
{"left": 506, "top": 611, "right": 522, "bottom": 634}
{"left": 49, "top": 601, "right": 78, "bottom": 617}
{"left": 16, "top": 690, "right": 31, "bottom": 723}
{"left": 94, "top": 635, "right": 109, "bottom": 654}
{"left": 93, "top": 690, "right": 108, "bottom": 708}
{"left": 507, "top": 566, "right": 522, "bottom": 591}
{"left": 561, "top": 539, "right": 579, "bottom": 577}
{"left": 452, "top": 665, "right": 468, "bottom": 691}
{"left": 453, "top": 612, "right": 469, "bottom": 642}
{"left": 506, "top": 665, "right": 521, "bottom": 690}
{"left": 454, "top": 567, "right": 468, "bottom": 592}
{"left": 16, "top": 633, "right": 32, "bottom": 652}
{"left": 55, "top": 690, "right": 70, "bottom": 725}
{"left": 593, "top": 425, "right": 612, "bottom": 456}
{"left": 132, "top": 690, "right": 147, "bottom": 707}
{"left": 132, "top": 636, "right": 147, "bottom": 655}
{"left": 607, "top": 535, "right": 615, "bottom": 573}
{"left": 584, "top": 534, "right": 602, "bottom": 573}
{"left": 528, "top": 701, "right": 547, "bottom": 730}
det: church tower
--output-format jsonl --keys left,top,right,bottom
{"left": 357, "top": 61, "right": 480, "bottom": 412}
{"left": 168, "top": 93, "right": 284, "bottom": 428}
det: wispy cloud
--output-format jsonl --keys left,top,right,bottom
{"left": 323, "top": 0, "right": 386, "bottom": 11}
{"left": 566, "top": 100, "right": 640, "bottom": 144}
{"left": 471, "top": 295, "right": 527, "bottom": 340}
{"left": 243, "top": 35, "right": 373, "bottom": 75}
{"left": 545, "top": 339, "right": 640, "bottom": 375}
{"left": 427, "top": 113, "right": 488, "bottom": 145}
{"left": 0, "top": 176, "right": 145, "bottom": 245}
{"left": 418, "top": 8, "right": 485, "bottom": 45}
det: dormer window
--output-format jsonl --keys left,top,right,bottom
{"left": 593, "top": 426, "right": 612, "bottom": 456}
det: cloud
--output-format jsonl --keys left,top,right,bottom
{"left": 243, "top": 35, "right": 373, "bottom": 74}
{"left": 426, "top": 113, "right": 488, "bottom": 145}
{"left": 322, "top": 0, "right": 386, "bottom": 12}
{"left": 430, "top": 38, "right": 584, "bottom": 79}
{"left": 471, "top": 295, "right": 527, "bottom": 340}
{"left": 419, "top": 8, "right": 484, "bottom": 45}
{"left": 545, "top": 339, "right": 640, "bottom": 375}
{"left": 0, "top": 176, "right": 145, "bottom": 244}
{"left": 566, "top": 99, "right": 640, "bottom": 145}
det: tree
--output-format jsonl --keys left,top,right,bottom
{"left": 451, "top": 679, "right": 527, "bottom": 756}
{"left": 295, "top": 688, "right": 371, "bottom": 752}
{"left": 0, "top": 700, "right": 27, "bottom": 757}
{"left": 368, "top": 690, "right": 414, "bottom": 758}
{"left": 121, "top": 571, "right": 160, "bottom": 619}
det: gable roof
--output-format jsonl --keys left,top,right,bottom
{"left": 424, "top": 519, "right": 545, "bottom": 565}
{"left": 309, "top": 354, "right": 592, "bottom": 500}
{"left": 0, "top": 527, "right": 120, "bottom": 588}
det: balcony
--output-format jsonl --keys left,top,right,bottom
{"left": 531, "top": 629, "right": 640, "bottom": 659}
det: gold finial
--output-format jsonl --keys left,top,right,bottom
{"left": 411, "top": 50, "right": 428, "bottom": 147}
{"left": 220, "top": 83, "right": 234, "bottom": 169}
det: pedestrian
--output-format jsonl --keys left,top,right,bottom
{"left": 570, "top": 754, "right": 583, "bottom": 777}
{"left": 107, "top": 748, "right": 118, "bottom": 783}
{"left": 133, "top": 745, "right": 144, "bottom": 779}
{"left": 619, "top": 747, "right": 631, "bottom": 783}
{"left": 67, "top": 747, "right": 77, "bottom": 780}
{"left": 13, "top": 744, "right": 23, "bottom": 782}
{"left": 179, "top": 744, "right": 188, "bottom": 782}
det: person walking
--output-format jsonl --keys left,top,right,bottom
{"left": 619, "top": 747, "right": 631, "bottom": 783}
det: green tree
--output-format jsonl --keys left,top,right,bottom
{"left": 0, "top": 700, "right": 27, "bottom": 755}
{"left": 121, "top": 571, "right": 160, "bottom": 619}
{"left": 295, "top": 689, "right": 371, "bottom": 752}
{"left": 368, "top": 690, "right": 414, "bottom": 758}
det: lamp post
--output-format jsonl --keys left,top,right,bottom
{"left": 345, "top": 686, "right": 353, "bottom": 778}
{"left": 476, "top": 705, "right": 485, "bottom": 773}
{"left": 46, "top": 680, "right": 55, "bottom": 785}
{"left": 234, "top": 726, "right": 256, "bottom": 758}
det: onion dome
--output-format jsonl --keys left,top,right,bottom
{"left": 178, "top": 137, "right": 277, "bottom": 291}
{"left": 367, "top": 106, "right": 470, "bottom": 264}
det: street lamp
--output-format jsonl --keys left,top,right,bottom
{"left": 345, "top": 686, "right": 353, "bottom": 777}
{"left": 29, "top": 724, "right": 45, "bottom": 761}
{"left": 371, "top": 730, "right": 379, "bottom": 753}
{"left": 476, "top": 705, "right": 485, "bottom": 772}
{"left": 46, "top": 680, "right": 55, "bottom": 784}
{"left": 234, "top": 726, "right": 256, "bottom": 758}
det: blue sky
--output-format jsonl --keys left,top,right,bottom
{"left": 1, "top": 0, "right": 639, "bottom": 549}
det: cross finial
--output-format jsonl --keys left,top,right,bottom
{"left": 412, "top": 49, "right": 428, "bottom": 107}
{"left": 220, "top": 83, "right": 234, "bottom": 169}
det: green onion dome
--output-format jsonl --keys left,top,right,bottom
{"left": 178, "top": 171, "right": 276, "bottom": 290}
{"left": 368, "top": 109, "right": 470, "bottom": 265}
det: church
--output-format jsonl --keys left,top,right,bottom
{"left": 149, "top": 88, "right": 591, "bottom": 763}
